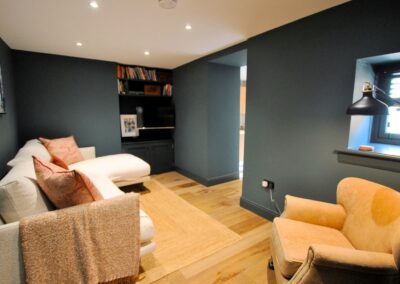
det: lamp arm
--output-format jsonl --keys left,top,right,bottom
{"left": 372, "top": 84, "right": 400, "bottom": 106}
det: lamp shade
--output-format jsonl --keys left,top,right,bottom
{"left": 346, "top": 82, "right": 389, "bottom": 115}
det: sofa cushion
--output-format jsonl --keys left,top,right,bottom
{"left": 7, "top": 139, "right": 51, "bottom": 167}
{"left": 33, "top": 156, "right": 103, "bottom": 209}
{"left": 272, "top": 217, "right": 354, "bottom": 278}
{"left": 70, "top": 154, "right": 150, "bottom": 182}
{"left": 0, "top": 177, "right": 54, "bottom": 223}
{"left": 1, "top": 160, "right": 36, "bottom": 184}
{"left": 87, "top": 173, "right": 125, "bottom": 200}
{"left": 86, "top": 173, "right": 154, "bottom": 244}
{"left": 39, "top": 136, "right": 84, "bottom": 165}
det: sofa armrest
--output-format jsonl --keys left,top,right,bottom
{"left": 79, "top": 146, "right": 96, "bottom": 160}
{"left": 0, "top": 222, "right": 25, "bottom": 284}
{"left": 290, "top": 245, "right": 399, "bottom": 284}
{"left": 281, "top": 195, "right": 346, "bottom": 229}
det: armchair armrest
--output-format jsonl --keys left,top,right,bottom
{"left": 290, "top": 245, "right": 399, "bottom": 284}
{"left": 281, "top": 195, "right": 346, "bottom": 229}
{"left": 79, "top": 146, "right": 96, "bottom": 160}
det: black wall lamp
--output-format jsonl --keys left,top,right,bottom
{"left": 346, "top": 82, "right": 400, "bottom": 115}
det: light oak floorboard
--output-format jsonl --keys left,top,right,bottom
{"left": 139, "top": 171, "right": 275, "bottom": 284}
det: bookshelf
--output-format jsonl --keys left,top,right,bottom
{"left": 117, "top": 64, "right": 173, "bottom": 96}
{"left": 117, "top": 63, "right": 174, "bottom": 174}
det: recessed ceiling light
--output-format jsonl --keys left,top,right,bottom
{"left": 89, "top": 1, "right": 99, "bottom": 8}
{"left": 144, "top": 51, "right": 150, "bottom": 56}
{"left": 185, "top": 24, "right": 192, "bottom": 30}
{"left": 76, "top": 42, "right": 83, "bottom": 47}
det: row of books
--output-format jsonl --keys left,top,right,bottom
{"left": 117, "top": 65, "right": 157, "bottom": 81}
{"left": 118, "top": 81, "right": 173, "bottom": 96}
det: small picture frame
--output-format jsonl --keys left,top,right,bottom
{"left": 0, "top": 66, "right": 5, "bottom": 114}
{"left": 120, "top": 114, "right": 138, "bottom": 137}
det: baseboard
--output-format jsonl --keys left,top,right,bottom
{"left": 206, "top": 171, "right": 239, "bottom": 186}
{"left": 175, "top": 167, "right": 239, "bottom": 186}
{"left": 240, "top": 196, "right": 279, "bottom": 221}
{"left": 175, "top": 167, "right": 209, "bottom": 185}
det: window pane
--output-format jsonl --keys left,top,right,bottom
{"left": 390, "top": 78, "right": 400, "bottom": 98}
{"left": 390, "top": 89, "right": 400, "bottom": 98}
{"left": 385, "top": 107, "right": 400, "bottom": 134}
{"left": 391, "top": 77, "right": 400, "bottom": 84}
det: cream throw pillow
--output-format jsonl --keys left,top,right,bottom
{"left": 0, "top": 177, "right": 54, "bottom": 223}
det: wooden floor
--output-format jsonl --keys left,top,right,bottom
{"left": 147, "top": 171, "right": 275, "bottom": 284}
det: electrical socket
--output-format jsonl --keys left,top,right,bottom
{"left": 262, "top": 179, "right": 275, "bottom": 190}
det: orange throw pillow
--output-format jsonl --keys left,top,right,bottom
{"left": 39, "top": 136, "right": 84, "bottom": 165}
{"left": 33, "top": 156, "right": 103, "bottom": 209}
{"left": 51, "top": 154, "right": 69, "bottom": 170}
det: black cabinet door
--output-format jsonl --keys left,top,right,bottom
{"left": 122, "top": 144, "right": 151, "bottom": 165}
{"left": 151, "top": 142, "right": 174, "bottom": 174}
{"left": 122, "top": 140, "right": 174, "bottom": 174}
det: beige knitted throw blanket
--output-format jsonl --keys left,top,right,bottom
{"left": 20, "top": 193, "right": 140, "bottom": 284}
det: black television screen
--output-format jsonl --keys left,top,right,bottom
{"left": 142, "top": 106, "right": 175, "bottom": 127}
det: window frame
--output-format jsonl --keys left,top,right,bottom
{"left": 370, "top": 63, "right": 400, "bottom": 145}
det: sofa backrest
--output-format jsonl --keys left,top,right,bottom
{"left": 337, "top": 177, "right": 400, "bottom": 254}
{"left": 0, "top": 160, "right": 55, "bottom": 224}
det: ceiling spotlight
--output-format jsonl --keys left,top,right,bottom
{"left": 89, "top": 1, "right": 99, "bottom": 8}
{"left": 144, "top": 51, "right": 150, "bottom": 56}
{"left": 76, "top": 42, "right": 83, "bottom": 47}
{"left": 159, "top": 0, "right": 177, "bottom": 9}
{"left": 185, "top": 24, "right": 192, "bottom": 30}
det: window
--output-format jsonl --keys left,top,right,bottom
{"left": 371, "top": 65, "right": 400, "bottom": 145}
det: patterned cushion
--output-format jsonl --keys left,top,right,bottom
{"left": 51, "top": 154, "right": 69, "bottom": 170}
{"left": 39, "top": 136, "right": 84, "bottom": 165}
{"left": 33, "top": 156, "right": 103, "bottom": 209}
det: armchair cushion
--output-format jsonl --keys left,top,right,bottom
{"left": 282, "top": 195, "right": 346, "bottom": 230}
{"left": 338, "top": 177, "right": 400, "bottom": 253}
{"left": 272, "top": 217, "right": 354, "bottom": 278}
{"left": 290, "top": 244, "right": 399, "bottom": 284}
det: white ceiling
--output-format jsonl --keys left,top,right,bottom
{"left": 0, "top": 0, "right": 349, "bottom": 69}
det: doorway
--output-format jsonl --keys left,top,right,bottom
{"left": 239, "top": 66, "right": 247, "bottom": 179}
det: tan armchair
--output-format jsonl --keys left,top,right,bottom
{"left": 270, "top": 177, "right": 400, "bottom": 284}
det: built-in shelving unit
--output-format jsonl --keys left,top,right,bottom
{"left": 117, "top": 63, "right": 175, "bottom": 174}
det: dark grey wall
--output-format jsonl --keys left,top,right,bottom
{"left": 241, "top": 0, "right": 400, "bottom": 219}
{"left": 0, "top": 38, "right": 18, "bottom": 177}
{"left": 207, "top": 63, "right": 240, "bottom": 182}
{"left": 13, "top": 51, "right": 121, "bottom": 156}
{"left": 174, "top": 61, "right": 240, "bottom": 185}
{"left": 174, "top": 61, "right": 209, "bottom": 180}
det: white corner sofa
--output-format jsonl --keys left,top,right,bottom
{"left": 0, "top": 139, "right": 155, "bottom": 284}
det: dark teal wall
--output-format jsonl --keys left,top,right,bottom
{"left": 174, "top": 61, "right": 240, "bottom": 185}
{"left": 207, "top": 63, "right": 240, "bottom": 182}
{"left": 174, "top": 61, "right": 209, "bottom": 180}
{"left": 242, "top": 0, "right": 400, "bottom": 219}
{"left": 0, "top": 38, "right": 18, "bottom": 177}
{"left": 13, "top": 51, "right": 121, "bottom": 156}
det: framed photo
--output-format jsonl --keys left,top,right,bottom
{"left": 120, "top": 114, "right": 138, "bottom": 137}
{"left": 0, "top": 66, "right": 5, "bottom": 114}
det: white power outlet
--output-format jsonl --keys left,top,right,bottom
{"left": 261, "top": 179, "right": 275, "bottom": 189}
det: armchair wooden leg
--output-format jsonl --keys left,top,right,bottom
{"left": 268, "top": 256, "right": 274, "bottom": 270}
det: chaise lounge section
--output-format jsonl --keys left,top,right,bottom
{"left": 0, "top": 139, "right": 155, "bottom": 284}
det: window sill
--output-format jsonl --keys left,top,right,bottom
{"left": 335, "top": 146, "right": 400, "bottom": 172}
